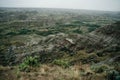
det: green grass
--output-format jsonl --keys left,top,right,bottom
{"left": 19, "top": 56, "right": 39, "bottom": 72}
{"left": 53, "top": 59, "right": 70, "bottom": 68}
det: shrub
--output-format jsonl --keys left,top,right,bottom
{"left": 17, "top": 14, "right": 28, "bottom": 20}
{"left": 35, "top": 30, "right": 55, "bottom": 36}
{"left": 88, "top": 24, "right": 100, "bottom": 32}
{"left": 18, "top": 29, "right": 32, "bottom": 35}
{"left": 19, "top": 56, "right": 39, "bottom": 72}
{"left": 91, "top": 65, "right": 108, "bottom": 73}
{"left": 114, "top": 62, "right": 120, "bottom": 73}
{"left": 79, "top": 54, "right": 100, "bottom": 64}
{"left": 6, "top": 32, "right": 18, "bottom": 36}
{"left": 5, "top": 46, "right": 16, "bottom": 66}
{"left": 106, "top": 70, "right": 120, "bottom": 80}
{"left": 19, "top": 62, "right": 30, "bottom": 72}
{"left": 88, "top": 27, "right": 96, "bottom": 32}
{"left": 73, "top": 29, "right": 83, "bottom": 34}
{"left": 53, "top": 59, "right": 69, "bottom": 68}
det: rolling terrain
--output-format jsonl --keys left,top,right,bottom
{"left": 0, "top": 8, "right": 120, "bottom": 80}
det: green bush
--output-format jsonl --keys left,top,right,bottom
{"left": 79, "top": 54, "right": 99, "bottom": 64}
{"left": 19, "top": 56, "right": 39, "bottom": 72}
{"left": 19, "top": 62, "right": 30, "bottom": 72}
{"left": 106, "top": 70, "right": 120, "bottom": 80}
{"left": 35, "top": 30, "right": 56, "bottom": 36}
{"left": 114, "top": 62, "right": 120, "bottom": 72}
{"left": 91, "top": 65, "right": 108, "bottom": 73}
{"left": 53, "top": 59, "right": 69, "bottom": 68}
{"left": 88, "top": 24, "right": 100, "bottom": 32}
{"left": 17, "top": 14, "right": 28, "bottom": 20}
{"left": 73, "top": 29, "right": 83, "bottom": 34}
{"left": 6, "top": 32, "right": 18, "bottom": 36}
{"left": 5, "top": 46, "right": 16, "bottom": 66}
{"left": 18, "top": 29, "right": 32, "bottom": 35}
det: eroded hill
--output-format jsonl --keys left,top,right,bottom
{"left": 0, "top": 8, "right": 120, "bottom": 80}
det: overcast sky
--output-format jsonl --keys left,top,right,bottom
{"left": 0, "top": 0, "right": 120, "bottom": 11}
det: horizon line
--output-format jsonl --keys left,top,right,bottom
{"left": 0, "top": 6, "right": 120, "bottom": 12}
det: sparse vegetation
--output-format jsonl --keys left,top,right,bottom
{"left": 91, "top": 64, "right": 109, "bottom": 73}
{"left": 53, "top": 59, "right": 69, "bottom": 68}
{"left": 0, "top": 8, "right": 120, "bottom": 80}
{"left": 106, "top": 70, "right": 120, "bottom": 80}
{"left": 19, "top": 56, "right": 39, "bottom": 72}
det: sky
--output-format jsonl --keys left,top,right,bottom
{"left": 0, "top": 0, "right": 120, "bottom": 11}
